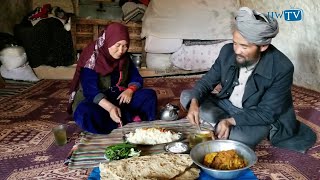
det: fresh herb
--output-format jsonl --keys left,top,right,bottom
{"left": 105, "top": 143, "right": 140, "bottom": 161}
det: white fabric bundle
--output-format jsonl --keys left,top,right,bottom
{"left": 0, "top": 46, "right": 27, "bottom": 70}
{"left": 0, "top": 46, "right": 39, "bottom": 82}
{"left": 0, "top": 63, "right": 39, "bottom": 82}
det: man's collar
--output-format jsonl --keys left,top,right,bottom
{"left": 253, "top": 46, "right": 274, "bottom": 79}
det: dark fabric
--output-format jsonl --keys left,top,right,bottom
{"left": 73, "top": 88, "right": 157, "bottom": 134}
{"left": 0, "top": 33, "right": 20, "bottom": 51}
{"left": 13, "top": 17, "right": 74, "bottom": 68}
{"left": 187, "top": 43, "right": 316, "bottom": 152}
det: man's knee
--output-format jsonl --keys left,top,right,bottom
{"left": 180, "top": 89, "right": 193, "bottom": 109}
{"left": 229, "top": 125, "right": 270, "bottom": 148}
{"left": 199, "top": 102, "right": 229, "bottom": 124}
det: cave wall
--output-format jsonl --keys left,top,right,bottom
{"left": 240, "top": 0, "right": 320, "bottom": 91}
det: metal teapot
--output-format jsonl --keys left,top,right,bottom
{"left": 160, "top": 103, "right": 179, "bottom": 121}
{"left": 130, "top": 54, "right": 142, "bottom": 69}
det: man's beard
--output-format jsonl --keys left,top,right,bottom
{"left": 235, "top": 52, "right": 260, "bottom": 67}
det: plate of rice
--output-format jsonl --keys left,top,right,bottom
{"left": 124, "top": 127, "right": 183, "bottom": 145}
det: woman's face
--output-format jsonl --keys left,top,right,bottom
{"left": 108, "top": 40, "right": 128, "bottom": 59}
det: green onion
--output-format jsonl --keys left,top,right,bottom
{"left": 105, "top": 143, "right": 140, "bottom": 161}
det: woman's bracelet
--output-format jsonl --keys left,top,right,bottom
{"left": 127, "top": 85, "right": 138, "bottom": 92}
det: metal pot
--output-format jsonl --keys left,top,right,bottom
{"left": 131, "top": 54, "right": 142, "bottom": 69}
{"left": 160, "top": 103, "right": 179, "bottom": 121}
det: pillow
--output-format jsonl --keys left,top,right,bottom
{"left": 122, "top": 2, "right": 147, "bottom": 23}
{"left": 0, "top": 46, "right": 27, "bottom": 70}
{"left": 0, "top": 63, "right": 40, "bottom": 82}
{"left": 170, "top": 40, "right": 232, "bottom": 71}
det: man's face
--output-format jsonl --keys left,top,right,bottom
{"left": 232, "top": 30, "right": 261, "bottom": 67}
{"left": 108, "top": 40, "right": 128, "bottom": 59}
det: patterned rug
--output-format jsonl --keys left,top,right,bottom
{"left": 0, "top": 77, "right": 319, "bottom": 179}
{"left": 0, "top": 80, "right": 36, "bottom": 100}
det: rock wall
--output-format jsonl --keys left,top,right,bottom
{"left": 0, "top": 0, "right": 32, "bottom": 34}
{"left": 240, "top": 0, "right": 320, "bottom": 91}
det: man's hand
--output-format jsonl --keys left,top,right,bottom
{"left": 215, "top": 118, "right": 236, "bottom": 139}
{"left": 187, "top": 98, "right": 200, "bottom": 125}
{"left": 117, "top": 89, "right": 134, "bottom": 104}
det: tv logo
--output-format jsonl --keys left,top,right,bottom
{"left": 267, "top": 9, "right": 303, "bottom": 21}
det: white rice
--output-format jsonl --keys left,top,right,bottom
{"left": 126, "top": 128, "right": 181, "bottom": 145}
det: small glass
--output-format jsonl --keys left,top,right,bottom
{"left": 52, "top": 125, "right": 68, "bottom": 146}
{"left": 188, "top": 130, "right": 213, "bottom": 148}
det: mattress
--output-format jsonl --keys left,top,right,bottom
{"left": 144, "top": 35, "right": 183, "bottom": 53}
{"left": 141, "top": 0, "right": 239, "bottom": 40}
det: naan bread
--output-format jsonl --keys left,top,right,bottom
{"left": 173, "top": 167, "right": 200, "bottom": 180}
{"left": 99, "top": 153, "right": 198, "bottom": 180}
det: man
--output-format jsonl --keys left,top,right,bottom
{"left": 180, "top": 7, "right": 316, "bottom": 153}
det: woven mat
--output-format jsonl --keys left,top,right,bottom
{"left": 68, "top": 119, "right": 196, "bottom": 169}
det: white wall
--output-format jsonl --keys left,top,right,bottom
{"left": 240, "top": 0, "right": 320, "bottom": 91}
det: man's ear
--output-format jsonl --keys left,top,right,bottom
{"left": 260, "top": 44, "right": 269, "bottom": 52}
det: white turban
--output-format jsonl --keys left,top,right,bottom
{"left": 235, "top": 7, "right": 279, "bottom": 45}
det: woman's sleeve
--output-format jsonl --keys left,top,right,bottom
{"left": 80, "top": 68, "right": 106, "bottom": 104}
{"left": 127, "top": 60, "right": 143, "bottom": 89}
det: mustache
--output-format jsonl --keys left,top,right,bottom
{"left": 236, "top": 55, "right": 245, "bottom": 59}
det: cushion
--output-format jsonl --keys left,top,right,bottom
{"left": 170, "top": 40, "right": 232, "bottom": 70}
{"left": 0, "top": 63, "right": 40, "bottom": 82}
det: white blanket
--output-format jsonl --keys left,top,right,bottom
{"left": 141, "top": 0, "right": 239, "bottom": 40}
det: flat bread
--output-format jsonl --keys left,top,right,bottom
{"left": 100, "top": 153, "right": 198, "bottom": 180}
{"left": 173, "top": 167, "right": 200, "bottom": 180}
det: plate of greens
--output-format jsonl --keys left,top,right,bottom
{"left": 104, "top": 142, "right": 141, "bottom": 161}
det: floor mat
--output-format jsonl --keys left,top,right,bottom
{"left": 0, "top": 77, "right": 319, "bottom": 179}
{"left": 0, "top": 80, "right": 89, "bottom": 179}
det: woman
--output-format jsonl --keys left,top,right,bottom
{"left": 68, "top": 22, "right": 157, "bottom": 134}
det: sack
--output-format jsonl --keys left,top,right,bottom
{"left": 0, "top": 46, "right": 27, "bottom": 70}
{"left": 0, "top": 63, "right": 39, "bottom": 82}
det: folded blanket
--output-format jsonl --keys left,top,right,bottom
{"left": 122, "top": 2, "right": 147, "bottom": 23}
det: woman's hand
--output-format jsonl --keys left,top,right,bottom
{"left": 117, "top": 89, "right": 134, "bottom": 104}
{"left": 98, "top": 98, "right": 122, "bottom": 124}
{"left": 108, "top": 105, "right": 122, "bottom": 123}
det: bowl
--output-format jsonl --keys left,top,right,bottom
{"left": 164, "top": 142, "right": 189, "bottom": 153}
{"left": 190, "top": 140, "right": 257, "bottom": 179}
